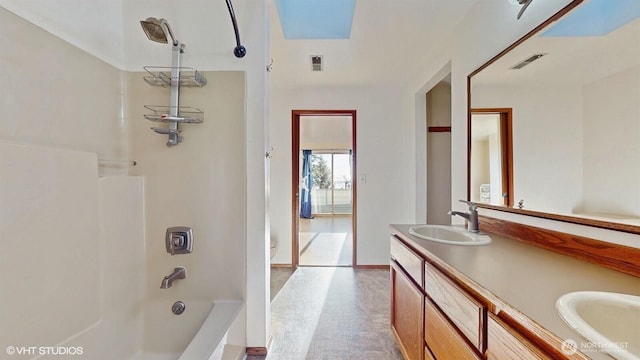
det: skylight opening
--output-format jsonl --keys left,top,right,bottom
{"left": 274, "top": 0, "right": 356, "bottom": 39}
{"left": 542, "top": 0, "right": 640, "bottom": 37}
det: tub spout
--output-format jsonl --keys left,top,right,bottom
{"left": 161, "top": 267, "right": 186, "bottom": 289}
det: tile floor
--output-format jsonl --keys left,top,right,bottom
{"left": 249, "top": 267, "right": 403, "bottom": 360}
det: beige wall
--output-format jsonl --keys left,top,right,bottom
{"left": 0, "top": 7, "right": 125, "bottom": 173}
{"left": 426, "top": 81, "right": 452, "bottom": 225}
{"left": 127, "top": 71, "right": 247, "bottom": 305}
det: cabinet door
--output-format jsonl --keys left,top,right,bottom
{"left": 391, "top": 261, "right": 424, "bottom": 360}
{"left": 424, "top": 347, "right": 436, "bottom": 360}
{"left": 487, "top": 313, "right": 551, "bottom": 360}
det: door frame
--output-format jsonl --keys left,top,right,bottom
{"left": 468, "top": 108, "right": 514, "bottom": 207}
{"left": 291, "top": 110, "right": 357, "bottom": 267}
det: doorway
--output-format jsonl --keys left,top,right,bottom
{"left": 292, "top": 110, "right": 356, "bottom": 267}
{"left": 426, "top": 79, "right": 452, "bottom": 225}
{"left": 469, "top": 108, "right": 513, "bottom": 207}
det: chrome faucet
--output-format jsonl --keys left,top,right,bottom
{"left": 160, "top": 267, "right": 186, "bottom": 289}
{"left": 448, "top": 200, "right": 480, "bottom": 233}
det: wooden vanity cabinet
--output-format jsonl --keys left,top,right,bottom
{"left": 424, "top": 347, "right": 436, "bottom": 360}
{"left": 391, "top": 236, "right": 426, "bottom": 360}
{"left": 390, "top": 234, "right": 571, "bottom": 360}
{"left": 391, "top": 261, "right": 424, "bottom": 360}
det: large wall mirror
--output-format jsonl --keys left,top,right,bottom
{"left": 468, "top": 0, "right": 640, "bottom": 234}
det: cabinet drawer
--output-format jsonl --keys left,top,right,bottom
{"left": 425, "top": 298, "right": 481, "bottom": 360}
{"left": 391, "top": 236, "right": 424, "bottom": 287}
{"left": 425, "top": 263, "right": 485, "bottom": 352}
{"left": 487, "top": 313, "right": 551, "bottom": 360}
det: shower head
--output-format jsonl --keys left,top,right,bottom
{"left": 140, "top": 17, "right": 178, "bottom": 46}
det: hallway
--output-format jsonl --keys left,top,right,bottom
{"left": 251, "top": 267, "right": 403, "bottom": 360}
{"left": 299, "top": 216, "right": 353, "bottom": 266}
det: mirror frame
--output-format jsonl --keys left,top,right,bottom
{"left": 467, "top": 0, "right": 640, "bottom": 236}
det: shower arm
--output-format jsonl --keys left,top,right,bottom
{"left": 164, "top": 23, "right": 179, "bottom": 47}
{"left": 225, "top": 0, "right": 247, "bottom": 58}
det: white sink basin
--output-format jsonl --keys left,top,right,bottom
{"left": 556, "top": 291, "right": 640, "bottom": 360}
{"left": 408, "top": 225, "right": 491, "bottom": 246}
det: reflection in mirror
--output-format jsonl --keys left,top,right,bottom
{"left": 469, "top": 0, "right": 640, "bottom": 231}
{"left": 470, "top": 109, "right": 513, "bottom": 207}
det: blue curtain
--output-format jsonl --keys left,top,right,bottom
{"left": 300, "top": 150, "right": 313, "bottom": 219}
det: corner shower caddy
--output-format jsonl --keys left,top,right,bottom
{"left": 143, "top": 64, "right": 207, "bottom": 146}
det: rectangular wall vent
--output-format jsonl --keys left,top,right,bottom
{"left": 311, "top": 55, "right": 323, "bottom": 71}
{"left": 510, "top": 53, "right": 548, "bottom": 70}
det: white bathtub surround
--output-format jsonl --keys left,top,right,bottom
{"left": 0, "top": 142, "right": 243, "bottom": 359}
{"left": 0, "top": 141, "right": 101, "bottom": 350}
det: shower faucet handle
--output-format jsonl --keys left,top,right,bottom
{"left": 166, "top": 227, "right": 193, "bottom": 255}
{"left": 172, "top": 235, "right": 185, "bottom": 247}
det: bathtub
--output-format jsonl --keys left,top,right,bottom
{"left": 2, "top": 146, "right": 247, "bottom": 360}
{"left": 135, "top": 300, "right": 245, "bottom": 360}
{"left": 50, "top": 299, "right": 245, "bottom": 360}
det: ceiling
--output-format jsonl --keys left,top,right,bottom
{"left": 472, "top": 3, "right": 640, "bottom": 88}
{"left": 0, "top": 0, "right": 491, "bottom": 89}
{"left": 269, "top": 0, "right": 479, "bottom": 89}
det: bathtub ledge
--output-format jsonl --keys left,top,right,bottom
{"left": 178, "top": 300, "right": 244, "bottom": 360}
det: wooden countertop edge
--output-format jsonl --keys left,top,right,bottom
{"left": 479, "top": 216, "right": 640, "bottom": 278}
{"left": 389, "top": 226, "right": 591, "bottom": 360}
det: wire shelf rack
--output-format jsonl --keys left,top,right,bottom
{"left": 143, "top": 105, "right": 204, "bottom": 123}
{"left": 143, "top": 66, "right": 207, "bottom": 87}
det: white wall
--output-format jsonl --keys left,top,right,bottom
{"left": 472, "top": 83, "right": 583, "bottom": 214}
{"left": 269, "top": 85, "right": 414, "bottom": 265}
{"left": 488, "top": 133, "right": 503, "bottom": 205}
{"left": 471, "top": 138, "right": 490, "bottom": 202}
{"left": 300, "top": 116, "right": 352, "bottom": 150}
{"left": 581, "top": 64, "right": 640, "bottom": 217}
{"left": 0, "top": 0, "right": 125, "bottom": 68}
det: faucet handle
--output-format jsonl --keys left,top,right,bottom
{"left": 459, "top": 199, "right": 477, "bottom": 211}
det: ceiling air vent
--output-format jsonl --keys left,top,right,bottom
{"left": 311, "top": 55, "right": 323, "bottom": 71}
{"left": 510, "top": 53, "right": 548, "bottom": 70}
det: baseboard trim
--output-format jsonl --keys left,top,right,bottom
{"left": 355, "top": 264, "right": 390, "bottom": 270}
{"left": 270, "top": 263, "right": 294, "bottom": 268}
{"left": 246, "top": 347, "right": 268, "bottom": 356}
{"left": 271, "top": 264, "right": 390, "bottom": 270}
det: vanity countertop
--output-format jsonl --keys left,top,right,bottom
{"left": 389, "top": 224, "right": 640, "bottom": 360}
